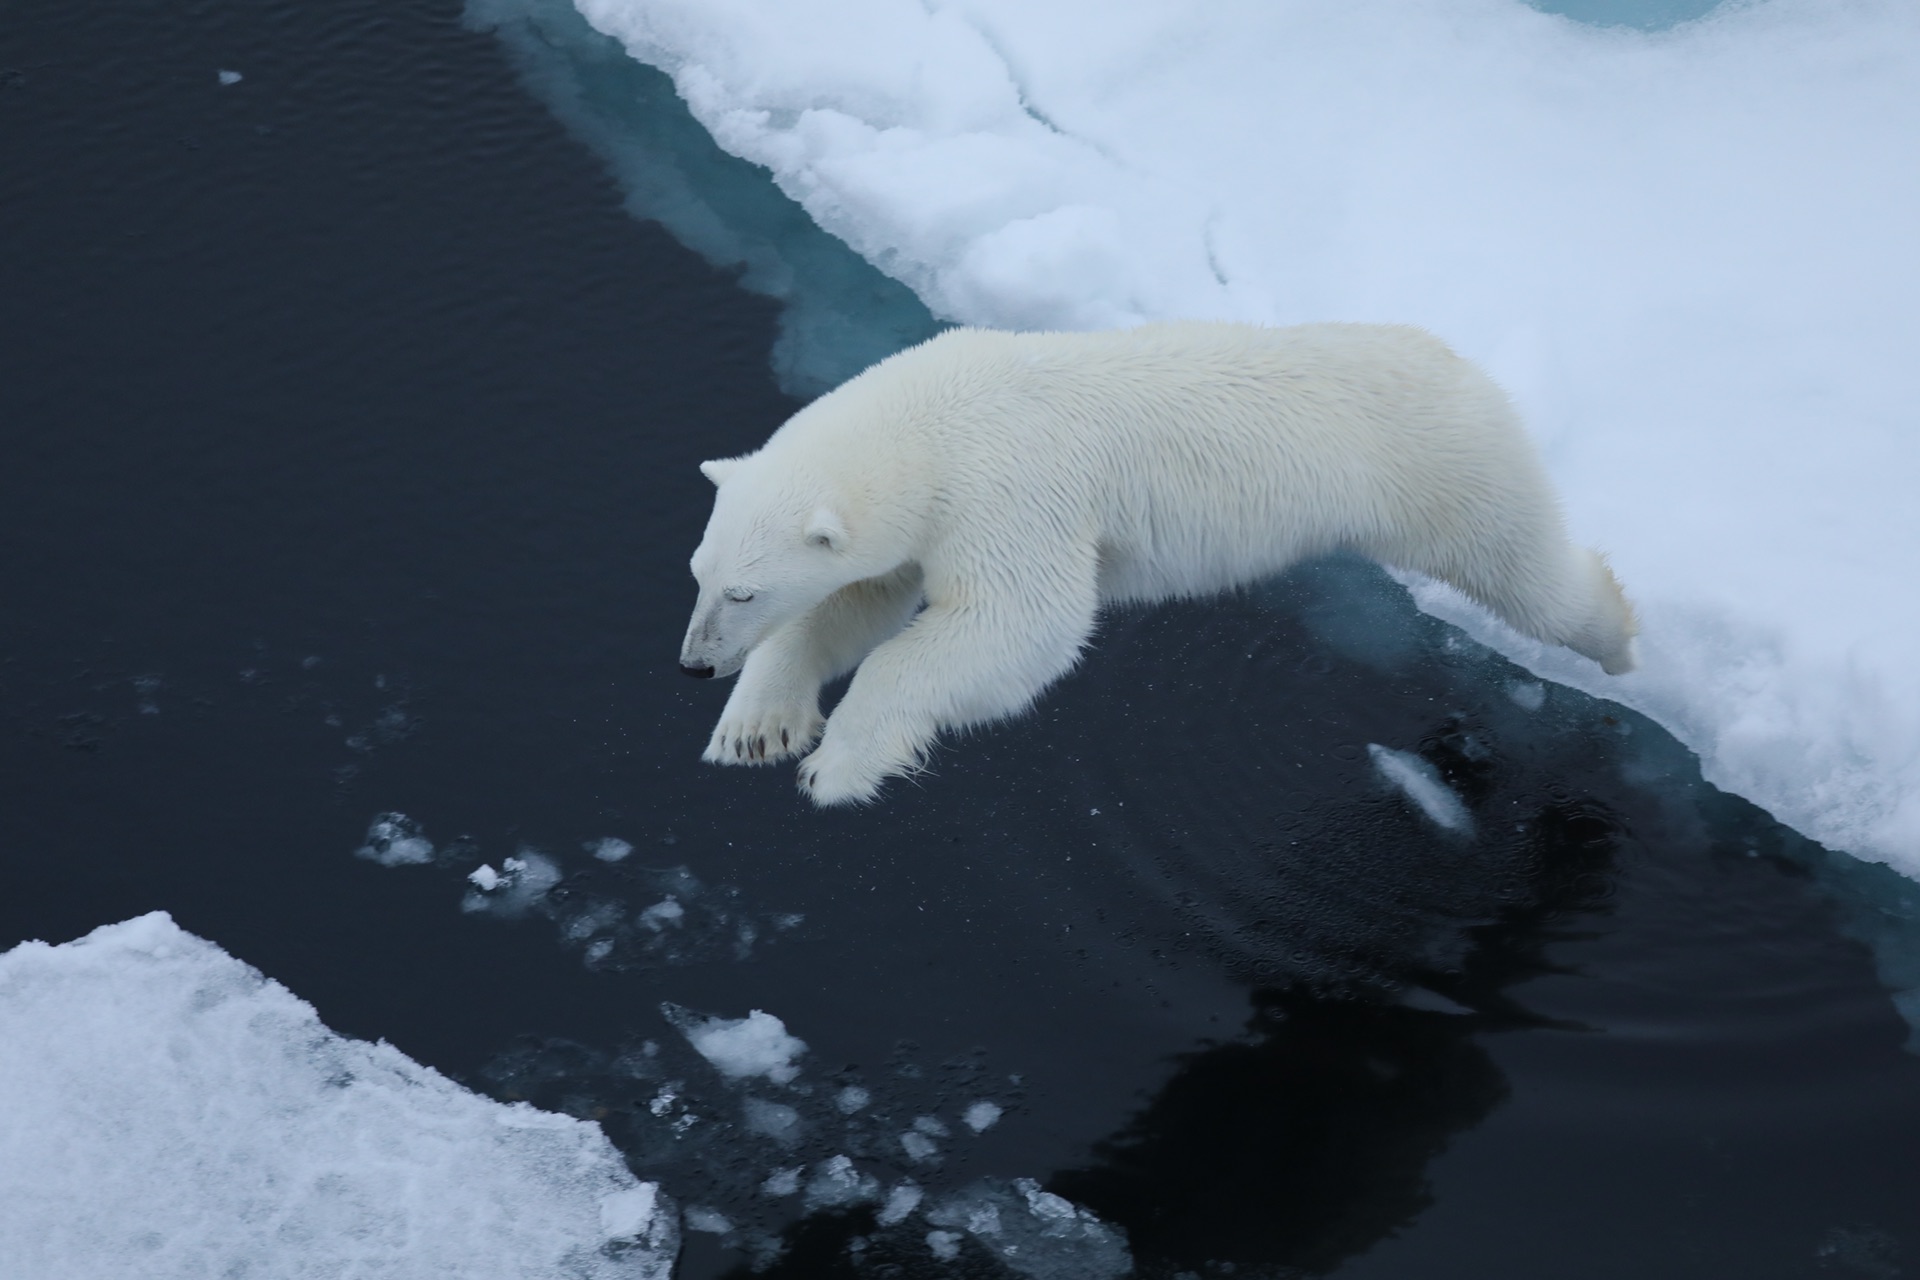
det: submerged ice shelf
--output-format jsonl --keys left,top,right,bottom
{"left": 467, "top": 0, "right": 944, "bottom": 398}
{"left": 0, "top": 915, "right": 676, "bottom": 1280}
{"left": 517, "top": 0, "right": 1920, "bottom": 876}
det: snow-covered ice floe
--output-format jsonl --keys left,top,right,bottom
{"left": 0, "top": 914, "right": 677, "bottom": 1280}
{"left": 513, "top": 0, "right": 1920, "bottom": 875}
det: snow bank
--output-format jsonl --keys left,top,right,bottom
{"left": 565, "top": 0, "right": 1920, "bottom": 872}
{"left": 0, "top": 914, "right": 676, "bottom": 1279}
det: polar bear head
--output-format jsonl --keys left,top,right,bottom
{"left": 679, "top": 452, "right": 883, "bottom": 679}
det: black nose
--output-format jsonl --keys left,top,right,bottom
{"left": 680, "top": 664, "right": 715, "bottom": 679}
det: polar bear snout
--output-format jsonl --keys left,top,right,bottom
{"left": 679, "top": 596, "right": 758, "bottom": 680}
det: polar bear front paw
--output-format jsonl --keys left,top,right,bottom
{"left": 794, "top": 743, "right": 890, "bottom": 807}
{"left": 702, "top": 701, "right": 824, "bottom": 767}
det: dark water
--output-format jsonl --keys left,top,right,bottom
{"left": 3, "top": 2, "right": 1917, "bottom": 1278}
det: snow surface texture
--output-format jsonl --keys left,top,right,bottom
{"left": 568, "top": 0, "right": 1920, "bottom": 873}
{"left": 0, "top": 914, "right": 677, "bottom": 1280}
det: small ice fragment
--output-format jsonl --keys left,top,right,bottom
{"left": 217, "top": 69, "right": 242, "bottom": 86}
{"left": 1507, "top": 680, "right": 1547, "bottom": 712}
{"left": 588, "top": 837, "right": 633, "bottom": 863}
{"left": 877, "top": 1182, "right": 923, "bottom": 1226}
{"left": 804, "top": 1155, "right": 880, "bottom": 1210}
{"left": 666, "top": 1006, "right": 808, "bottom": 1085}
{"left": 1367, "top": 744, "right": 1474, "bottom": 836}
{"left": 647, "top": 1087, "right": 677, "bottom": 1117}
{"left": 1017, "top": 1178, "right": 1076, "bottom": 1222}
{"left": 834, "top": 1085, "right": 871, "bottom": 1114}
{"left": 638, "top": 897, "right": 685, "bottom": 931}
{"left": 926, "top": 1230, "right": 962, "bottom": 1261}
{"left": 459, "top": 851, "right": 562, "bottom": 918}
{"left": 760, "top": 1166, "right": 802, "bottom": 1197}
{"left": 599, "top": 1184, "right": 659, "bottom": 1239}
{"left": 468, "top": 864, "right": 501, "bottom": 891}
{"left": 683, "top": 1206, "right": 733, "bottom": 1235}
{"left": 963, "top": 1100, "right": 1003, "bottom": 1133}
{"left": 563, "top": 902, "right": 623, "bottom": 940}
{"left": 899, "top": 1129, "right": 940, "bottom": 1163}
{"left": 354, "top": 812, "right": 434, "bottom": 867}
{"left": 911, "top": 1114, "right": 950, "bottom": 1138}
{"left": 928, "top": 1179, "right": 1132, "bottom": 1277}
{"left": 743, "top": 1097, "right": 802, "bottom": 1145}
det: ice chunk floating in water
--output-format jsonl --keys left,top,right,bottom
{"left": 534, "top": 0, "right": 1920, "bottom": 875}
{"left": 666, "top": 1003, "right": 809, "bottom": 1084}
{"left": 923, "top": 1178, "right": 1132, "bottom": 1279}
{"left": 1369, "top": 743, "right": 1475, "bottom": 837}
{"left": 354, "top": 810, "right": 436, "bottom": 866}
{"left": 0, "top": 914, "right": 676, "bottom": 1279}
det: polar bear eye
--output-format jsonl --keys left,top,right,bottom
{"left": 723, "top": 588, "right": 755, "bottom": 604}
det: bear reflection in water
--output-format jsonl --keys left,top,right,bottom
{"left": 718, "top": 788, "right": 1619, "bottom": 1280}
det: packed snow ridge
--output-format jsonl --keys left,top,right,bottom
{"left": 0, "top": 915, "right": 675, "bottom": 1280}
{"left": 567, "top": 0, "right": 1920, "bottom": 874}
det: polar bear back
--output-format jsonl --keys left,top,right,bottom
{"left": 767, "top": 322, "right": 1564, "bottom": 608}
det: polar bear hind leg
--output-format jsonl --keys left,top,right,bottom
{"left": 1398, "top": 529, "right": 1638, "bottom": 676}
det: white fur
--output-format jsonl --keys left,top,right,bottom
{"left": 679, "top": 322, "right": 1636, "bottom": 806}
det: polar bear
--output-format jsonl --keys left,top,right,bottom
{"left": 679, "top": 322, "right": 1635, "bottom": 806}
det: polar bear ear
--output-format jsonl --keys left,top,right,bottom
{"left": 699, "top": 457, "right": 745, "bottom": 487}
{"left": 804, "top": 507, "right": 848, "bottom": 551}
